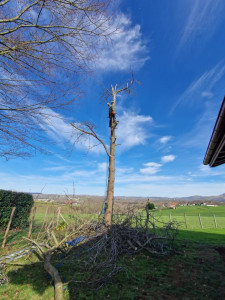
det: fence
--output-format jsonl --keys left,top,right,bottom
{"left": 151, "top": 212, "right": 225, "bottom": 230}
{"left": 2, "top": 204, "right": 225, "bottom": 248}
{"left": 0, "top": 204, "right": 80, "bottom": 248}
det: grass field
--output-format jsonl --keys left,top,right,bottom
{"left": 1, "top": 203, "right": 225, "bottom": 299}
{"left": 150, "top": 205, "right": 225, "bottom": 229}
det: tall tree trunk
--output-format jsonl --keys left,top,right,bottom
{"left": 105, "top": 105, "right": 116, "bottom": 226}
{"left": 71, "top": 78, "right": 134, "bottom": 227}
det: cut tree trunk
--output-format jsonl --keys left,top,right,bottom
{"left": 44, "top": 251, "right": 64, "bottom": 300}
{"left": 104, "top": 119, "right": 116, "bottom": 226}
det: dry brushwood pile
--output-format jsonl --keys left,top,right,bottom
{"left": 67, "top": 208, "right": 178, "bottom": 288}
{"left": 23, "top": 207, "right": 177, "bottom": 299}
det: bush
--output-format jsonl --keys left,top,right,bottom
{"left": 0, "top": 190, "right": 34, "bottom": 229}
{"left": 147, "top": 202, "right": 155, "bottom": 210}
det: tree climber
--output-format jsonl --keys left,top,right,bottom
{"left": 107, "top": 101, "right": 116, "bottom": 127}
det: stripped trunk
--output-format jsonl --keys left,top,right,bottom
{"left": 105, "top": 94, "right": 116, "bottom": 226}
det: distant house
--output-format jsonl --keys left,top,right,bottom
{"left": 169, "top": 202, "right": 178, "bottom": 209}
{"left": 204, "top": 96, "right": 225, "bottom": 167}
{"left": 64, "top": 200, "right": 73, "bottom": 205}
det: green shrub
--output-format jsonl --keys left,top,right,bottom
{"left": 147, "top": 202, "right": 155, "bottom": 210}
{"left": 0, "top": 190, "right": 34, "bottom": 229}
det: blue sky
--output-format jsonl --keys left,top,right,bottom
{"left": 1, "top": 0, "right": 225, "bottom": 197}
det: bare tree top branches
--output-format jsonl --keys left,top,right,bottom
{"left": 0, "top": 0, "right": 114, "bottom": 75}
{"left": 0, "top": 0, "right": 115, "bottom": 158}
{"left": 102, "top": 73, "right": 136, "bottom": 102}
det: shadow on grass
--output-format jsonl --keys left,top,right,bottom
{"left": 3, "top": 228, "right": 225, "bottom": 299}
{"left": 177, "top": 228, "right": 225, "bottom": 245}
{"left": 5, "top": 261, "right": 51, "bottom": 297}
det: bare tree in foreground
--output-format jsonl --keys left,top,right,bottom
{"left": 0, "top": 0, "right": 114, "bottom": 158}
{"left": 71, "top": 77, "right": 134, "bottom": 226}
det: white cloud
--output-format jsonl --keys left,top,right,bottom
{"left": 116, "top": 111, "right": 152, "bottom": 150}
{"left": 38, "top": 109, "right": 73, "bottom": 144}
{"left": 37, "top": 108, "right": 106, "bottom": 155}
{"left": 95, "top": 14, "right": 149, "bottom": 71}
{"left": 38, "top": 102, "right": 153, "bottom": 155}
{"left": 2, "top": 160, "right": 225, "bottom": 197}
{"left": 139, "top": 155, "right": 176, "bottom": 176}
{"left": 177, "top": 0, "right": 224, "bottom": 51}
{"left": 161, "top": 155, "right": 176, "bottom": 163}
{"left": 140, "top": 162, "right": 162, "bottom": 175}
{"left": 159, "top": 136, "right": 172, "bottom": 144}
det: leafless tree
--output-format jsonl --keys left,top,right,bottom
{"left": 71, "top": 76, "right": 135, "bottom": 226}
{"left": 0, "top": 0, "right": 114, "bottom": 158}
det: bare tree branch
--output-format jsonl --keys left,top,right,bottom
{"left": 71, "top": 121, "right": 111, "bottom": 157}
{"left": 0, "top": 0, "right": 115, "bottom": 158}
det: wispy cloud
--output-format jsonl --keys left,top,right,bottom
{"left": 178, "top": 101, "right": 219, "bottom": 150}
{"left": 161, "top": 155, "right": 176, "bottom": 163}
{"left": 115, "top": 182, "right": 225, "bottom": 197}
{"left": 170, "top": 62, "right": 225, "bottom": 113}
{"left": 140, "top": 162, "right": 162, "bottom": 175}
{"left": 190, "top": 164, "right": 225, "bottom": 177}
{"left": 37, "top": 108, "right": 106, "bottom": 155}
{"left": 159, "top": 136, "right": 172, "bottom": 144}
{"left": 1, "top": 160, "right": 225, "bottom": 196}
{"left": 39, "top": 101, "right": 153, "bottom": 155}
{"left": 201, "top": 91, "right": 214, "bottom": 99}
{"left": 94, "top": 14, "right": 149, "bottom": 71}
{"left": 177, "top": 0, "right": 224, "bottom": 51}
{"left": 140, "top": 153, "right": 176, "bottom": 175}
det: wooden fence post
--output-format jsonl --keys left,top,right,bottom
{"left": 152, "top": 213, "right": 155, "bottom": 227}
{"left": 56, "top": 207, "right": 61, "bottom": 227}
{"left": 184, "top": 213, "right": 187, "bottom": 229}
{"left": 2, "top": 207, "right": 16, "bottom": 248}
{"left": 36, "top": 206, "right": 49, "bottom": 240}
{"left": 198, "top": 213, "right": 203, "bottom": 229}
{"left": 169, "top": 213, "right": 172, "bottom": 222}
{"left": 60, "top": 213, "right": 68, "bottom": 225}
{"left": 44, "top": 206, "right": 49, "bottom": 231}
{"left": 27, "top": 207, "right": 37, "bottom": 238}
{"left": 152, "top": 213, "right": 155, "bottom": 233}
{"left": 213, "top": 214, "right": 217, "bottom": 228}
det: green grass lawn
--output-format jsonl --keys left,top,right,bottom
{"left": 1, "top": 204, "right": 225, "bottom": 299}
{"left": 149, "top": 205, "right": 225, "bottom": 229}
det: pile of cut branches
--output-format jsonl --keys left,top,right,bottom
{"left": 66, "top": 206, "right": 178, "bottom": 289}
{"left": 24, "top": 206, "right": 178, "bottom": 299}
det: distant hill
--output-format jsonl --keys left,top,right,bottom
{"left": 32, "top": 193, "right": 225, "bottom": 204}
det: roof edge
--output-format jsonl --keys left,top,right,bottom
{"left": 203, "top": 96, "right": 225, "bottom": 166}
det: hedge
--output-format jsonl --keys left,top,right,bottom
{"left": 0, "top": 190, "right": 34, "bottom": 229}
